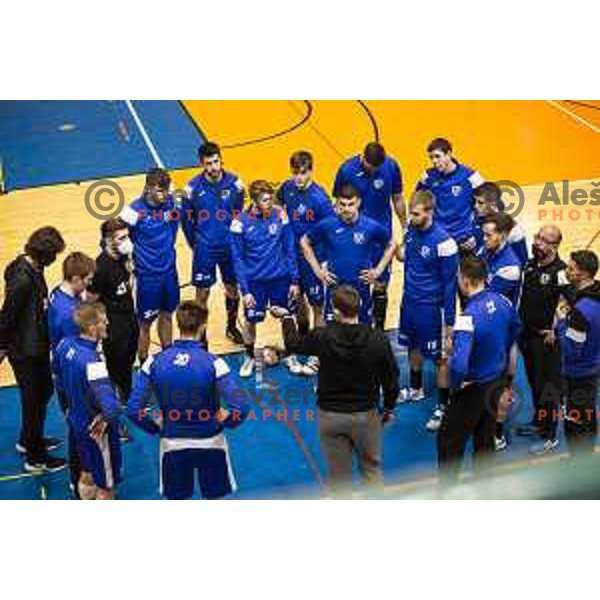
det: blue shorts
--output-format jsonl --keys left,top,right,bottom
{"left": 136, "top": 269, "right": 180, "bottom": 323}
{"left": 76, "top": 426, "right": 122, "bottom": 490}
{"left": 398, "top": 300, "right": 443, "bottom": 359}
{"left": 161, "top": 441, "right": 235, "bottom": 500}
{"left": 324, "top": 282, "right": 372, "bottom": 325}
{"left": 245, "top": 276, "right": 292, "bottom": 323}
{"left": 192, "top": 246, "right": 237, "bottom": 288}
{"left": 298, "top": 254, "right": 324, "bottom": 306}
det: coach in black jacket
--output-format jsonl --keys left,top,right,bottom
{"left": 0, "top": 226, "right": 66, "bottom": 471}
{"left": 271, "top": 284, "right": 399, "bottom": 495}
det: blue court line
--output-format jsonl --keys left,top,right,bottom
{"left": 0, "top": 101, "right": 205, "bottom": 191}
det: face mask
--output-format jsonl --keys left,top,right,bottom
{"left": 117, "top": 239, "right": 133, "bottom": 256}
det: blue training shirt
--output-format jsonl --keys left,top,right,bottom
{"left": 305, "top": 214, "right": 392, "bottom": 284}
{"left": 416, "top": 162, "right": 484, "bottom": 243}
{"left": 54, "top": 336, "right": 121, "bottom": 436}
{"left": 181, "top": 170, "right": 245, "bottom": 252}
{"left": 332, "top": 155, "right": 403, "bottom": 231}
{"left": 48, "top": 286, "right": 81, "bottom": 354}
{"left": 480, "top": 243, "right": 522, "bottom": 306}
{"left": 229, "top": 205, "right": 299, "bottom": 294}
{"left": 450, "top": 289, "right": 521, "bottom": 389}
{"left": 403, "top": 221, "right": 459, "bottom": 326}
{"left": 120, "top": 195, "right": 179, "bottom": 276}
{"left": 127, "top": 339, "right": 250, "bottom": 438}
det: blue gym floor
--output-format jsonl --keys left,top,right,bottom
{"left": 0, "top": 333, "right": 574, "bottom": 499}
{"left": 0, "top": 101, "right": 204, "bottom": 190}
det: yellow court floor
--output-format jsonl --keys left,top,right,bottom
{"left": 1, "top": 100, "right": 599, "bottom": 386}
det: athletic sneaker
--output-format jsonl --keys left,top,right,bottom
{"left": 495, "top": 436, "right": 508, "bottom": 452}
{"left": 24, "top": 454, "right": 67, "bottom": 473}
{"left": 240, "top": 356, "right": 255, "bottom": 378}
{"left": 16, "top": 437, "right": 62, "bottom": 455}
{"left": 398, "top": 388, "right": 425, "bottom": 403}
{"left": 301, "top": 356, "right": 319, "bottom": 376}
{"left": 226, "top": 325, "right": 244, "bottom": 345}
{"left": 284, "top": 355, "right": 304, "bottom": 375}
{"left": 426, "top": 406, "right": 445, "bottom": 432}
{"left": 529, "top": 438, "right": 559, "bottom": 455}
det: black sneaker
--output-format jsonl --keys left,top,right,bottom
{"left": 226, "top": 325, "right": 244, "bottom": 345}
{"left": 16, "top": 437, "right": 63, "bottom": 454}
{"left": 24, "top": 454, "right": 67, "bottom": 473}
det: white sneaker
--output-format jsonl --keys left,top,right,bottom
{"left": 301, "top": 356, "right": 319, "bottom": 376}
{"left": 426, "top": 406, "right": 445, "bottom": 432}
{"left": 284, "top": 355, "right": 304, "bottom": 375}
{"left": 240, "top": 356, "right": 255, "bottom": 378}
{"left": 398, "top": 388, "right": 425, "bottom": 403}
{"left": 495, "top": 436, "right": 508, "bottom": 452}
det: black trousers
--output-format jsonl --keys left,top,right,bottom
{"left": 438, "top": 379, "right": 502, "bottom": 484}
{"left": 564, "top": 376, "right": 599, "bottom": 455}
{"left": 519, "top": 333, "right": 562, "bottom": 439}
{"left": 103, "top": 314, "right": 138, "bottom": 402}
{"left": 9, "top": 354, "right": 54, "bottom": 461}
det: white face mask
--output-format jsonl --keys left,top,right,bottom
{"left": 116, "top": 239, "right": 133, "bottom": 256}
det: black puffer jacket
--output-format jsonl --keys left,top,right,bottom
{"left": 0, "top": 255, "right": 50, "bottom": 359}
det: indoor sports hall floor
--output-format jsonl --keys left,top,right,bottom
{"left": 0, "top": 100, "right": 599, "bottom": 499}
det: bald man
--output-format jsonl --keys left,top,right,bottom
{"left": 516, "top": 225, "right": 569, "bottom": 454}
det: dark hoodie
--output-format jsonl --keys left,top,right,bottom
{"left": 557, "top": 281, "right": 600, "bottom": 379}
{"left": 0, "top": 255, "right": 50, "bottom": 359}
{"left": 282, "top": 318, "right": 399, "bottom": 412}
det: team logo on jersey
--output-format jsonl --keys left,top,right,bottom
{"left": 297, "top": 203, "right": 307, "bottom": 215}
{"left": 485, "top": 300, "right": 497, "bottom": 314}
{"left": 452, "top": 185, "right": 463, "bottom": 197}
{"left": 540, "top": 273, "right": 551, "bottom": 285}
{"left": 221, "top": 189, "right": 231, "bottom": 199}
{"left": 66, "top": 348, "right": 76, "bottom": 361}
{"left": 173, "top": 353, "right": 190, "bottom": 367}
{"left": 353, "top": 232, "right": 366, "bottom": 245}
{"left": 116, "top": 282, "right": 128, "bottom": 296}
{"left": 420, "top": 245, "right": 431, "bottom": 258}
{"left": 269, "top": 223, "right": 279, "bottom": 235}
{"left": 143, "top": 309, "right": 160, "bottom": 321}
{"left": 373, "top": 178, "right": 385, "bottom": 190}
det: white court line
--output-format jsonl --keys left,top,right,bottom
{"left": 124, "top": 100, "right": 166, "bottom": 168}
{"left": 546, "top": 100, "right": 600, "bottom": 133}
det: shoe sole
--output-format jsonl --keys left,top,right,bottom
{"left": 24, "top": 463, "right": 67, "bottom": 474}
{"left": 17, "top": 442, "right": 62, "bottom": 454}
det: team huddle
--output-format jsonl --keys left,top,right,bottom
{"left": 1, "top": 138, "right": 599, "bottom": 498}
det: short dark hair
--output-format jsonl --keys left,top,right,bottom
{"left": 198, "top": 142, "right": 221, "bottom": 161}
{"left": 74, "top": 302, "right": 106, "bottom": 333}
{"left": 24, "top": 226, "right": 65, "bottom": 265}
{"left": 337, "top": 183, "right": 360, "bottom": 201}
{"left": 332, "top": 285, "right": 360, "bottom": 319}
{"left": 459, "top": 256, "right": 487, "bottom": 284}
{"left": 427, "top": 137, "right": 452, "bottom": 154}
{"left": 473, "top": 181, "right": 504, "bottom": 210}
{"left": 484, "top": 211, "right": 514, "bottom": 235}
{"left": 290, "top": 150, "right": 313, "bottom": 172}
{"left": 145, "top": 167, "right": 171, "bottom": 190}
{"left": 100, "top": 217, "right": 128, "bottom": 240}
{"left": 176, "top": 301, "right": 208, "bottom": 336}
{"left": 363, "top": 142, "right": 386, "bottom": 168}
{"left": 63, "top": 252, "right": 96, "bottom": 281}
{"left": 249, "top": 180, "right": 275, "bottom": 203}
{"left": 571, "top": 250, "right": 599, "bottom": 278}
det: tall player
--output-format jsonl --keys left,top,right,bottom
{"left": 333, "top": 143, "right": 405, "bottom": 330}
{"left": 230, "top": 180, "right": 300, "bottom": 377}
{"left": 301, "top": 184, "right": 397, "bottom": 326}
{"left": 120, "top": 168, "right": 180, "bottom": 363}
{"left": 182, "top": 142, "right": 245, "bottom": 345}
{"left": 277, "top": 151, "right": 335, "bottom": 374}
{"left": 397, "top": 191, "right": 459, "bottom": 432}
{"left": 417, "top": 138, "right": 484, "bottom": 255}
